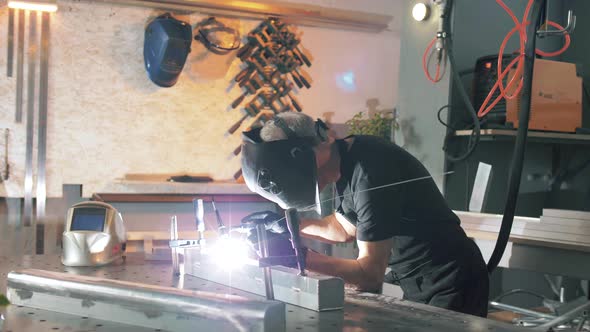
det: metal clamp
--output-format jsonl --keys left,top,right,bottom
{"left": 537, "top": 10, "right": 576, "bottom": 37}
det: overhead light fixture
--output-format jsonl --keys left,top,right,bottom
{"left": 412, "top": 2, "right": 430, "bottom": 22}
{"left": 8, "top": 0, "right": 58, "bottom": 12}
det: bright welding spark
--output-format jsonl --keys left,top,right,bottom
{"left": 203, "top": 236, "right": 251, "bottom": 271}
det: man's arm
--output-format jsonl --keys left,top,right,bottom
{"left": 300, "top": 213, "right": 356, "bottom": 244}
{"left": 306, "top": 238, "right": 392, "bottom": 292}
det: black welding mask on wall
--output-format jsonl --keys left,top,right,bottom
{"left": 241, "top": 120, "right": 323, "bottom": 213}
{"left": 143, "top": 13, "right": 192, "bottom": 87}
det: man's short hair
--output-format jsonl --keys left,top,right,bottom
{"left": 260, "top": 112, "right": 323, "bottom": 145}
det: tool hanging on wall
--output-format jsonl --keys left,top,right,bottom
{"left": 194, "top": 17, "right": 241, "bottom": 55}
{"left": 7, "top": 8, "right": 15, "bottom": 77}
{"left": 228, "top": 17, "right": 312, "bottom": 135}
{"left": 15, "top": 8, "right": 25, "bottom": 123}
{"left": 228, "top": 18, "right": 312, "bottom": 180}
{"left": 36, "top": 11, "right": 51, "bottom": 223}
{"left": 24, "top": 11, "right": 38, "bottom": 227}
{"left": 143, "top": 13, "right": 192, "bottom": 87}
{"left": 2, "top": 129, "right": 9, "bottom": 182}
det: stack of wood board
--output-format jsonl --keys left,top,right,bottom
{"left": 456, "top": 210, "right": 590, "bottom": 252}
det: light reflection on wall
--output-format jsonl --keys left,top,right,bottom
{"left": 335, "top": 71, "right": 357, "bottom": 92}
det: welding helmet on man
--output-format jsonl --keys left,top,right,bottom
{"left": 241, "top": 118, "right": 327, "bottom": 212}
{"left": 143, "top": 13, "right": 192, "bottom": 87}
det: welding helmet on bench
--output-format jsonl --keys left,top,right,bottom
{"left": 62, "top": 201, "right": 126, "bottom": 267}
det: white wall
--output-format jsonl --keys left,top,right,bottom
{"left": 0, "top": 0, "right": 402, "bottom": 198}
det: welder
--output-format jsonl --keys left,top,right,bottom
{"left": 241, "top": 112, "right": 489, "bottom": 317}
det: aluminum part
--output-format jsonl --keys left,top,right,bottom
{"left": 15, "top": 9, "right": 25, "bottom": 122}
{"left": 184, "top": 247, "right": 344, "bottom": 311}
{"left": 7, "top": 8, "right": 15, "bottom": 77}
{"left": 7, "top": 269, "right": 285, "bottom": 332}
{"left": 23, "top": 11, "right": 37, "bottom": 227}
{"left": 170, "top": 215, "right": 180, "bottom": 275}
{"left": 36, "top": 12, "right": 50, "bottom": 221}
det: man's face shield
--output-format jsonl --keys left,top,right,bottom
{"left": 241, "top": 128, "right": 320, "bottom": 213}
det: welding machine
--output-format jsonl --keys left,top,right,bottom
{"left": 472, "top": 54, "right": 516, "bottom": 126}
{"left": 62, "top": 201, "right": 126, "bottom": 267}
{"left": 506, "top": 59, "right": 583, "bottom": 132}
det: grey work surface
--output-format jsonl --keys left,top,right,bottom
{"left": 0, "top": 254, "right": 523, "bottom": 332}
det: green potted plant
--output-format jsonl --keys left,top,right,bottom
{"left": 345, "top": 110, "right": 399, "bottom": 141}
{"left": 0, "top": 293, "right": 9, "bottom": 306}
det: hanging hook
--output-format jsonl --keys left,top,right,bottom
{"left": 537, "top": 10, "right": 576, "bottom": 37}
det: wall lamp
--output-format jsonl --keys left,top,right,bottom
{"left": 8, "top": 0, "right": 58, "bottom": 12}
{"left": 412, "top": 2, "right": 430, "bottom": 22}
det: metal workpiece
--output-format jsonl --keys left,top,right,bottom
{"left": 0, "top": 254, "right": 527, "bottom": 332}
{"left": 36, "top": 12, "right": 50, "bottom": 222}
{"left": 170, "top": 216, "right": 180, "bottom": 275}
{"left": 193, "top": 198, "right": 206, "bottom": 244}
{"left": 7, "top": 8, "right": 15, "bottom": 77}
{"left": 184, "top": 247, "right": 344, "bottom": 312}
{"left": 256, "top": 223, "right": 274, "bottom": 300}
{"left": 15, "top": 9, "right": 24, "bottom": 123}
{"left": 535, "top": 299, "right": 590, "bottom": 331}
{"left": 7, "top": 268, "right": 285, "bottom": 332}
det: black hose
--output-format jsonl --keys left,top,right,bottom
{"left": 486, "top": 0, "right": 546, "bottom": 273}
{"left": 443, "top": 0, "right": 481, "bottom": 163}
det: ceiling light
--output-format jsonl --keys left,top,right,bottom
{"left": 412, "top": 3, "right": 430, "bottom": 22}
{"left": 8, "top": 0, "right": 58, "bottom": 12}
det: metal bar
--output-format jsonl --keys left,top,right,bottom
{"left": 36, "top": 12, "right": 50, "bottom": 222}
{"left": 170, "top": 216, "right": 179, "bottom": 275}
{"left": 193, "top": 198, "right": 205, "bottom": 243}
{"left": 536, "top": 300, "right": 590, "bottom": 331}
{"left": 15, "top": 9, "right": 25, "bottom": 123}
{"left": 7, "top": 8, "right": 15, "bottom": 77}
{"left": 23, "top": 10, "right": 38, "bottom": 228}
{"left": 7, "top": 269, "right": 286, "bottom": 332}
{"left": 537, "top": 10, "right": 576, "bottom": 37}
{"left": 184, "top": 247, "right": 344, "bottom": 311}
{"left": 35, "top": 224, "right": 44, "bottom": 255}
{"left": 285, "top": 208, "right": 306, "bottom": 276}
{"left": 257, "top": 224, "right": 274, "bottom": 300}
{"left": 3, "top": 129, "right": 9, "bottom": 181}
{"left": 489, "top": 301, "right": 556, "bottom": 320}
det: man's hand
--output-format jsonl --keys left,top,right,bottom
{"left": 241, "top": 210, "right": 288, "bottom": 234}
{"left": 246, "top": 228, "right": 306, "bottom": 269}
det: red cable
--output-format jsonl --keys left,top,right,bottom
{"left": 421, "top": 0, "right": 572, "bottom": 119}
{"left": 477, "top": 0, "right": 571, "bottom": 118}
{"left": 423, "top": 37, "right": 442, "bottom": 83}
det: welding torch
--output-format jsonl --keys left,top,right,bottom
{"left": 211, "top": 198, "right": 227, "bottom": 236}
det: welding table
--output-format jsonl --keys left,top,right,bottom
{"left": 0, "top": 253, "right": 524, "bottom": 332}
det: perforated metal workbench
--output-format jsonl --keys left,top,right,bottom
{"left": 0, "top": 253, "right": 525, "bottom": 332}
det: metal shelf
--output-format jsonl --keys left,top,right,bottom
{"left": 454, "top": 129, "right": 590, "bottom": 145}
